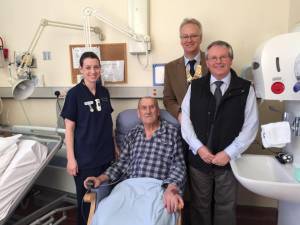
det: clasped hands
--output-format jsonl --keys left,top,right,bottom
{"left": 197, "top": 145, "right": 230, "bottom": 166}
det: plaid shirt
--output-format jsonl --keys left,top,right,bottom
{"left": 105, "top": 120, "right": 186, "bottom": 193}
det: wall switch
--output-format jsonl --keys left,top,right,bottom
{"left": 42, "top": 51, "right": 51, "bottom": 60}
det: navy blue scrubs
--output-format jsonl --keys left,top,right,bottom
{"left": 61, "top": 80, "right": 114, "bottom": 225}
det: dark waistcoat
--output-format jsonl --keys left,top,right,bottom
{"left": 189, "top": 69, "right": 250, "bottom": 172}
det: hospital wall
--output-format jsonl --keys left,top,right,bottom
{"left": 0, "top": 0, "right": 299, "bottom": 208}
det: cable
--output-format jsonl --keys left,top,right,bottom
{"left": 8, "top": 63, "right": 14, "bottom": 83}
{"left": 81, "top": 178, "right": 123, "bottom": 224}
{"left": 136, "top": 40, "right": 150, "bottom": 69}
{"left": 80, "top": 142, "right": 142, "bottom": 223}
{"left": 0, "top": 97, "right": 3, "bottom": 115}
{"left": 0, "top": 36, "right": 3, "bottom": 48}
{"left": 80, "top": 158, "right": 136, "bottom": 223}
{"left": 5, "top": 108, "right": 10, "bottom": 125}
{"left": 55, "top": 91, "right": 62, "bottom": 112}
{"left": 19, "top": 101, "right": 32, "bottom": 125}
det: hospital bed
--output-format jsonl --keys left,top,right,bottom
{"left": 83, "top": 109, "right": 184, "bottom": 225}
{"left": 0, "top": 125, "right": 75, "bottom": 225}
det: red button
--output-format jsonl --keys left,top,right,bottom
{"left": 271, "top": 82, "right": 285, "bottom": 94}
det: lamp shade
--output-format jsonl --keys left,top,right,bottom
{"left": 12, "top": 79, "right": 35, "bottom": 100}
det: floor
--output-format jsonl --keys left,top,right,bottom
{"left": 7, "top": 185, "right": 277, "bottom": 225}
{"left": 61, "top": 205, "right": 278, "bottom": 225}
{"left": 236, "top": 206, "right": 277, "bottom": 225}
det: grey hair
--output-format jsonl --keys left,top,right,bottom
{"left": 179, "top": 18, "right": 202, "bottom": 37}
{"left": 205, "top": 40, "right": 234, "bottom": 59}
{"left": 138, "top": 96, "right": 159, "bottom": 109}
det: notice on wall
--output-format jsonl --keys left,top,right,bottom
{"left": 101, "top": 60, "right": 125, "bottom": 82}
{"left": 71, "top": 47, "right": 101, "bottom": 69}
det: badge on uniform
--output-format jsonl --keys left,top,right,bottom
{"left": 84, "top": 99, "right": 102, "bottom": 112}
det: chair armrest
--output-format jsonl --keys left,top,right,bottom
{"left": 83, "top": 192, "right": 96, "bottom": 225}
{"left": 83, "top": 182, "right": 112, "bottom": 225}
{"left": 176, "top": 200, "right": 184, "bottom": 225}
{"left": 177, "top": 201, "right": 184, "bottom": 210}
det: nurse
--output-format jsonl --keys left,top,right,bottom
{"left": 61, "top": 51, "right": 115, "bottom": 225}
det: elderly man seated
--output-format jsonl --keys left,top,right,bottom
{"left": 84, "top": 97, "right": 186, "bottom": 225}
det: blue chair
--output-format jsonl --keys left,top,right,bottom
{"left": 115, "top": 109, "right": 179, "bottom": 148}
{"left": 84, "top": 109, "right": 182, "bottom": 225}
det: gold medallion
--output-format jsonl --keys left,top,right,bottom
{"left": 187, "top": 65, "right": 202, "bottom": 83}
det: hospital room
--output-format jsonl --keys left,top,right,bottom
{"left": 0, "top": 0, "right": 300, "bottom": 225}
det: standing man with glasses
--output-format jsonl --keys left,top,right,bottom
{"left": 181, "top": 40, "right": 259, "bottom": 225}
{"left": 163, "top": 18, "right": 207, "bottom": 122}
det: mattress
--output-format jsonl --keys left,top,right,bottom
{"left": 0, "top": 139, "right": 48, "bottom": 220}
{"left": 0, "top": 134, "right": 22, "bottom": 176}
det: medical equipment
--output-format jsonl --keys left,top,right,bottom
{"left": 11, "top": 19, "right": 102, "bottom": 100}
{"left": 128, "top": 0, "right": 150, "bottom": 54}
{"left": 250, "top": 31, "right": 300, "bottom": 225}
{"left": 82, "top": 2, "right": 151, "bottom": 68}
{"left": 0, "top": 36, "right": 6, "bottom": 68}
{"left": 252, "top": 32, "right": 300, "bottom": 100}
{"left": 83, "top": 4, "right": 150, "bottom": 53}
{"left": 0, "top": 125, "right": 77, "bottom": 225}
{"left": 0, "top": 97, "right": 3, "bottom": 115}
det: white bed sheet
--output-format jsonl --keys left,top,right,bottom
{"left": 0, "top": 134, "right": 22, "bottom": 176}
{"left": 0, "top": 139, "right": 48, "bottom": 221}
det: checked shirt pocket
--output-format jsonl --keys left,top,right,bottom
{"left": 153, "top": 138, "right": 174, "bottom": 161}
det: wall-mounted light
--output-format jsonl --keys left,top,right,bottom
{"left": 83, "top": 0, "right": 151, "bottom": 67}
{"left": 12, "top": 19, "right": 103, "bottom": 100}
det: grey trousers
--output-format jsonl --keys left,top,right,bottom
{"left": 189, "top": 165, "right": 237, "bottom": 225}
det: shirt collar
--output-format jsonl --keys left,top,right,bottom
{"left": 210, "top": 72, "right": 231, "bottom": 87}
{"left": 137, "top": 120, "right": 167, "bottom": 136}
{"left": 184, "top": 52, "right": 201, "bottom": 66}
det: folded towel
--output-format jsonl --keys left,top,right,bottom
{"left": 261, "top": 121, "right": 291, "bottom": 148}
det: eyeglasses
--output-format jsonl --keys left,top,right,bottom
{"left": 207, "top": 56, "right": 230, "bottom": 62}
{"left": 180, "top": 34, "right": 200, "bottom": 41}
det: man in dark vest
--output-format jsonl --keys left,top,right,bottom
{"left": 181, "top": 40, "right": 259, "bottom": 225}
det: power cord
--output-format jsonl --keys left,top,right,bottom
{"left": 19, "top": 101, "right": 31, "bottom": 125}
{"left": 54, "top": 91, "right": 62, "bottom": 112}
{"left": 80, "top": 178, "right": 122, "bottom": 224}
{"left": 80, "top": 152, "right": 139, "bottom": 223}
{"left": 0, "top": 97, "right": 3, "bottom": 115}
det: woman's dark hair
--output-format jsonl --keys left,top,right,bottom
{"left": 79, "top": 51, "right": 100, "bottom": 67}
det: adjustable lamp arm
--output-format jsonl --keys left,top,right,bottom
{"left": 18, "top": 18, "right": 103, "bottom": 76}
{"left": 83, "top": 7, "right": 150, "bottom": 43}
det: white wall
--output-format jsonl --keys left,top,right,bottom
{"left": 0, "top": 0, "right": 297, "bottom": 207}
{"left": 0, "top": 0, "right": 292, "bottom": 126}
{"left": 289, "top": 0, "right": 300, "bottom": 31}
{"left": 0, "top": 0, "right": 290, "bottom": 88}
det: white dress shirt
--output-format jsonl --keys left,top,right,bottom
{"left": 184, "top": 52, "right": 201, "bottom": 71}
{"left": 181, "top": 73, "right": 259, "bottom": 160}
